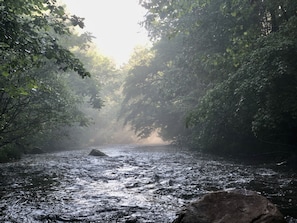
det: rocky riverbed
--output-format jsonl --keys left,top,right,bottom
{"left": 0, "top": 144, "right": 296, "bottom": 222}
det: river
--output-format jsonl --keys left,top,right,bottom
{"left": 0, "top": 144, "right": 296, "bottom": 222}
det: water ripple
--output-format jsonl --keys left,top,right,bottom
{"left": 0, "top": 144, "right": 296, "bottom": 222}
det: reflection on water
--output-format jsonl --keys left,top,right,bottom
{"left": 0, "top": 144, "right": 296, "bottom": 222}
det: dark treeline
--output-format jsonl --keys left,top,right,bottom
{"left": 119, "top": 0, "right": 297, "bottom": 162}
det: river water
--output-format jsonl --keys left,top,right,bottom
{"left": 0, "top": 144, "right": 296, "bottom": 223}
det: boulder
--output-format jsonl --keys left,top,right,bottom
{"left": 88, "top": 149, "right": 107, "bottom": 157}
{"left": 173, "top": 189, "right": 286, "bottom": 223}
{"left": 27, "top": 147, "right": 45, "bottom": 154}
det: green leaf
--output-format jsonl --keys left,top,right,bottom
{"left": 2, "top": 71, "right": 9, "bottom": 77}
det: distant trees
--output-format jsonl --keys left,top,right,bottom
{"left": 62, "top": 44, "right": 137, "bottom": 147}
{"left": 120, "top": 0, "right": 297, "bottom": 155}
{"left": 119, "top": 40, "right": 195, "bottom": 142}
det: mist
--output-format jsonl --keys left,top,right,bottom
{"left": 1, "top": 0, "right": 297, "bottom": 222}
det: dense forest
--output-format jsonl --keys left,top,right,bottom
{"left": 1, "top": 0, "right": 297, "bottom": 163}
{"left": 120, "top": 0, "right": 297, "bottom": 160}
{"left": 0, "top": 0, "right": 123, "bottom": 162}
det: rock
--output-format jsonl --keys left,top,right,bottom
{"left": 125, "top": 217, "right": 138, "bottom": 223}
{"left": 173, "top": 189, "right": 286, "bottom": 223}
{"left": 27, "top": 147, "right": 45, "bottom": 154}
{"left": 88, "top": 149, "right": 107, "bottom": 157}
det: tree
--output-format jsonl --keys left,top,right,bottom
{"left": 120, "top": 38, "right": 199, "bottom": 143}
{"left": 122, "top": 0, "right": 297, "bottom": 157}
{"left": 0, "top": 64, "right": 86, "bottom": 146}
{"left": 0, "top": 0, "right": 89, "bottom": 79}
{"left": 0, "top": 0, "right": 103, "bottom": 160}
{"left": 185, "top": 1, "right": 297, "bottom": 154}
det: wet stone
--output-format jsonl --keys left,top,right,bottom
{"left": 173, "top": 189, "right": 286, "bottom": 223}
{"left": 125, "top": 217, "right": 138, "bottom": 223}
{"left": 27, "top": 147, "right": 45, "bottom": 154}
{"left": 88, "top": 149, "right": 107, "bottom": 157}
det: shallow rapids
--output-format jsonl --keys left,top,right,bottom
{"left": 0, "top": 144, "right": 296, "bottom": 222}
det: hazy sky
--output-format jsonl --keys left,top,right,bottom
{"left": 62, "top": 0, "right": 150, "bottom": 65}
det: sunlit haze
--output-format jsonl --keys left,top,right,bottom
{"left": 62, "top": 0, "right": 150, "bottom": 65}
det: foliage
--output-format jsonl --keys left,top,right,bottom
{"left": 52, "top": 44, "right": 130, "bottom": 147}
{"left": 0, "top": 145, "right": 22, "bottom": 163}
{"left": 186, "top": 9, "right": 297, "bottom": 153}
{"left": 119, "top": 41, "right": 194, "bottom": 141}
{"left": 0, "top": 61, "right": 89, "bottom": 149}
{"left": 38, "top": 41, "right": 136, "bottom": 149}
{"left": 0, "top": 0, "right": 89, "bottom": 78}
{"left": 0, "top": 0, "right": 104, "bottom": 160}
{"left": 121, "top": 0, "right": 297, "bottom": 156}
